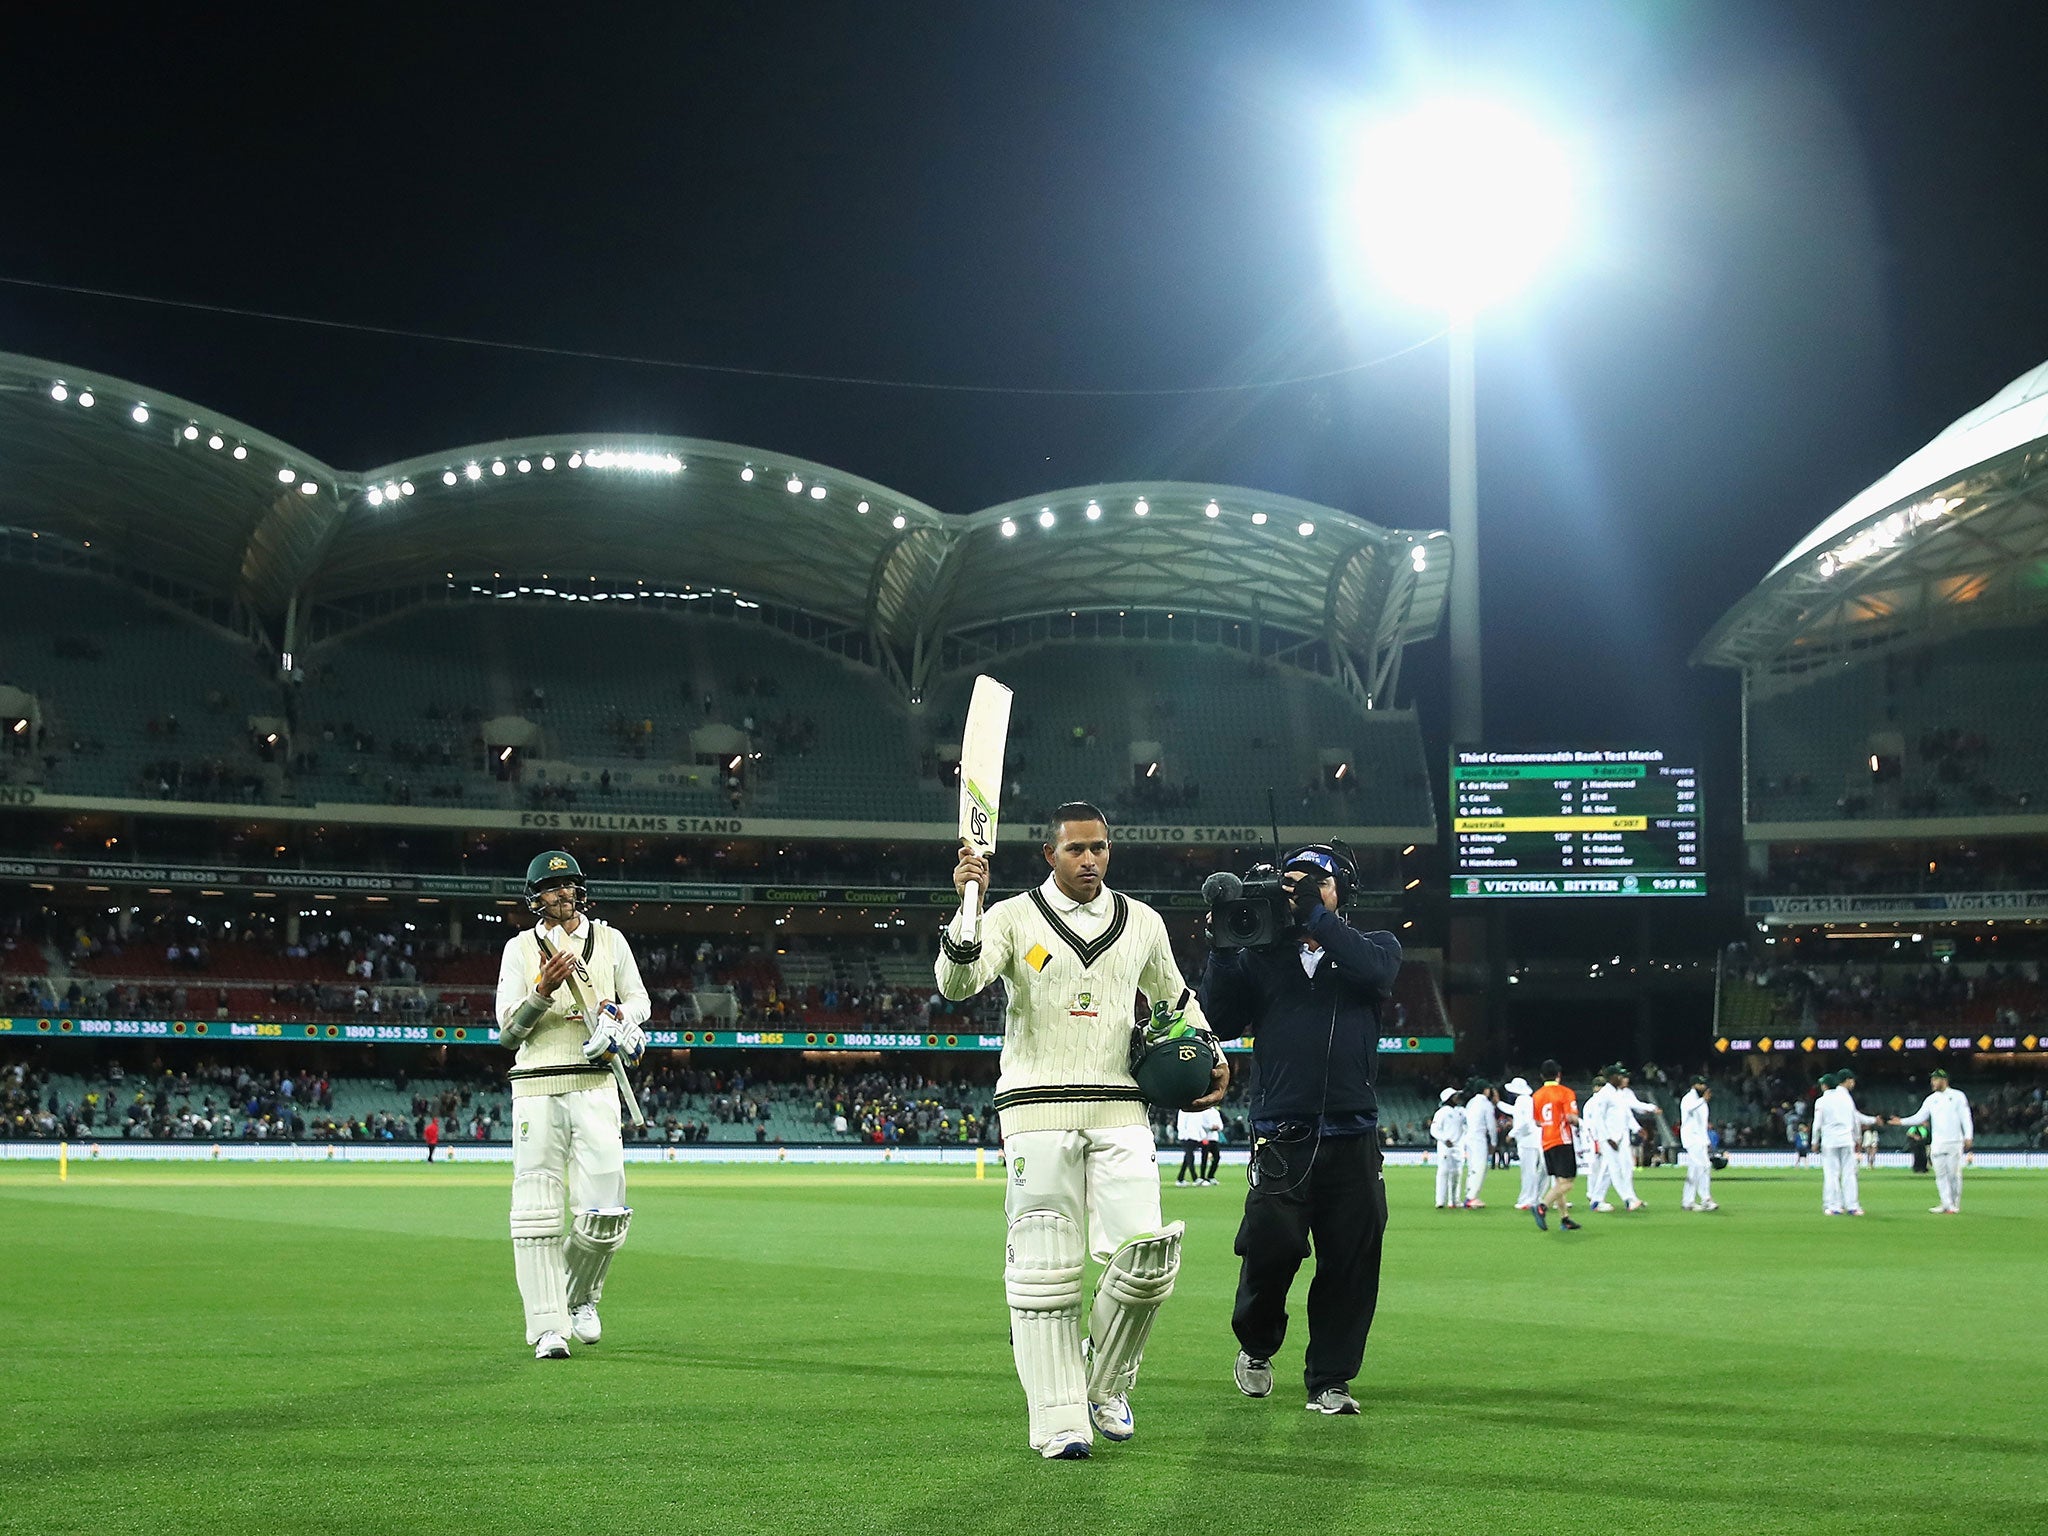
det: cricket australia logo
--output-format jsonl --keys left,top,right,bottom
{"left": 1011, "top": 1156, "right": 1026, "bottom": 1185}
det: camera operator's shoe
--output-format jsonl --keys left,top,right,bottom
{"left": 1234, "top": 1351, "right": 1273, "bottom": 1398}
{"left": 1307, "top": 1387, "right": 1360, "bottom": 1415}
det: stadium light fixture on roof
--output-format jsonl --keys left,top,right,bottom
{"left": 787, "top": 475, "right": 804, "bottom": 493}
{"left": 1000, "top": 518, "right": 1017, "bottom": 537}
{"left": 207, "top": 434, "right": 223, "bottom": 450}
{"left": 517, "top": 458, "right": 530, "bottom": 473}
{"left": 232, "top": 444, "right": 246, "bottom": 459}
{"left": 465, "top": 463, "right": 483, "bottom": 481}
{"left": 442, "top": 470, "right": 458, "bottom": 486}
{"left": 1815, "top": 495, "right": 1961, "bottom": 579}
{"left": 1251, "top": 511, "right": 1268, "bottom": 526}
{"left": 1299, "top": 521, "right": 1315, "bottom": 536}
{"left": 299, "top": 481, "right": 317, "bottom": 495}
{"left": 492, "top": 460, "right": 506, "bottom": 476}
{"left": 857, "top": 499, "right": 870, "bottom": 513}
{"left": 368, "top": 488, "right": 385, "bottom": 506}
{"left": 568, "top": 453, "right": 583, "bottom": 468}
{"left": 1038, "top": 508, "right": 1055, "bottom": 528}
{"left": 892, "top": 513, "right": 907, "bottom": 529}
{"left": 810, "top": 483, "right": 827, "bottom": 499}
{"left": 77, "top": 390, "right": 95, "bottom": 407}
{"left": 182, "top": 424, "right": 198, "bottom": 440}
{"left": 741, "top": 465, "right": 754, "bottom": 481}
{"left": 1411, "top": 546, "right": 1427, "bottom": 570}
{"left": 131, "top": 404, "right": 149, "bottom": 423}
{"left": 49, "top": 382, "right": 67, "bottom": 401}
{"left": 542, "top": 455, "right": 556, "bottom": 471}
{"left": 277, "top": 467, "right": 296, "bottom": 484}
{"left": 1204, "top": 501, "right": 1220, "bottom": 518}
{"left": 1086, "top": 500, "right": 1102, "bottom": 520}
{"left": 1134, "top": 498, "right": 1149, "bottom": 515}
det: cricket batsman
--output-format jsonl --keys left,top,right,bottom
{"left": 495, "top": 849, "right": 650, "bottom": 1359}
{"left": 940, "top": 801, "right": 1228, "bottom": 1460}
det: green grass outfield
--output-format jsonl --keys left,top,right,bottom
{"left": 3, "top": 1161, "right": 2042, "bottom": 1536}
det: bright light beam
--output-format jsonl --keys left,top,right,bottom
{"left": 1341, "top": 98, "right": 1574, "bottom": 317}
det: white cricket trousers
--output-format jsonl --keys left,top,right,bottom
{"left": 1681, "top": 1144, "right": 1712, "bottom": 1207}
{"left": 1820, "top": 1144, "right": 1859, "bottom": 1212}
{"left": 1931, "top": 1145, "right": 1964, "bottom": 1210}
{"left": 1460, "top": 1140, "right": 1490, "bottom": 1203}
{"left": 1516, "top": 1138, "right": 1546, "bottom": 1207}
{"left": 511, "top": 1084, "right": 626, "bottom": 1341}
{"left": 1434, "top": 1146, "right": 1463, "bottom": 1207}
{"left": 1002, "top": 1124, "right": 1163, "bottom": 1259}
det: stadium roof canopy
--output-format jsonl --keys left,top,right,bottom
{"left": 0, "top": 350, "right": 1447, "bottom": 705}
{"left": 1696, "top": 358, "right": 2048, "bottom": 689}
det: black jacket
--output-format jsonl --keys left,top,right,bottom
{"left": 1199, "top": 907, "right": 1402, "bottom": 1127}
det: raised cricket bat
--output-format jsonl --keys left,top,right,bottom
{"left": 956, "top": 674, "right": 1013, "bottom": 937}
{"left": 543, "top": 933, "right": 648, "bottom": 1128}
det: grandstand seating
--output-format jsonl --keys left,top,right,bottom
{"left": 1749, "top": 625, "right": 2048, "bottom": 822}
{"left": 1, "top": 573, "right": 284, "bottom": 800}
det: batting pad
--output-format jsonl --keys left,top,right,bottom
{"left": 1005, "top": 1208, "right": 1089, "bottom": 1448}
{"left": 510, "top": 1171, "right": 569, "bottom": 1341}
{"left": 564, "top": 1205, "right": 632, "bottom": 1309}
{"left": 1085, "top": 1221, "right": 1183, "bottom": 1401}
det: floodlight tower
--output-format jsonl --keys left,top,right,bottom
{"left": 1348, "top": 99, "right": 1573, "bottom": 744}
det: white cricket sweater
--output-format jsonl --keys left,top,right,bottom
{"left": 1679, "top": 1089, "right": 1710, "bottom": 1151}
{"left": 494, "top": 915, "right": 651, "bottom": 1099}
{"left": 936, "top": 875, "right": 1208, "bottom": 1136}
{"left": 1899, "top": 1088, "right": 1973, "bottom": 1147}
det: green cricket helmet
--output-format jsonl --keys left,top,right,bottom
{"left": 524, "top": 849, "right": 590, "bottom": 914}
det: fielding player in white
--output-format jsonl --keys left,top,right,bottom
{"left": 1502, "top": 1077, "right": 1546, "bottom": 1210}
{"left": 1176, "top": 1104, "right": 1226, "bottom": 1185}
{"left": 1813, "top": 1069, "right": 1878, "bottom": 1216}
{"left": 495, "top": 850, "right": 650, "bottom": 1359}
{"left": 1460, "top": 1081, "right": 1501, "bottom": 1208}
{"left": 1678, "top": 1075, "right": 1718, "bottom": 1211}
{"left": 941, "top": 802, "right": 1227, "bottom": 1460}
{"left": 1430, "top": 1089, "right": 1465, "bottom": 1209}
{"left": 1589, "top": 1065, "right": 1658, "bottom": 1212}
{"left": 1891, "top": 1066, "right": 1974, "bottom": 1213}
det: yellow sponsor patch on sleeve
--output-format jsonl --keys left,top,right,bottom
{"left": 1025, "top": 943, "right": 1052, "bottom": 973}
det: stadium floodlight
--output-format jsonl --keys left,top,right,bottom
{"left": 442, "top": 470, "right": 458, "bottom": 486}
{"left": 542, "top": 455, "right": 556, "bottom": 471}
{"left": 491, "top": 460, "right": 506, "bottom": 476}
{"left": 183, "top": 424, "right": 199, "bottom": 440}
{"left": 1251, "top": 512, "right": 1268, "bottom": 526}
{"left": 1085, "top": 500, "right": 1101, "bottom": 520}
{"left": 49, "top": 383, "right": 67, "bottom": 401}
{"left": 368, "top": 488, "right": 385, "bottom": 506}
{"left": 300, "top": 481, "right": 317, "bottom": 495}
{"left": 517, "top": 459, "right": 530, "bottom": 473}
{"left": 1298, "top": 521, "right": 1315, "bottom": 537}
{"left": 1204, "top": 501, "right": 1220, "bottom": 518}
{"left": 740, "top": 466, "right": 753, "bottom": 481}
{"left": 77, "top": 390, "right": 94, "bottom": 407}
{"left": 277, "top": 467, "right": 296, "bottom": 484}
{"left": 1038, "top": 509, "right": 1055, "bottom": 529}
{"left": 1000, "top": 518, "right": 1017, "bottom": 537}
{"left": 810, "top": 484, "right": 827, "bottom": 500}
{"left": 131, "top": 404, "right": 149, "bottom": 423}
{"left": 568, "top": 453, "right": 582, "bottom": 468}
{"left": 1411, "top": 545, "right": 1427, "bottom": 570}
{"left": 1341, "top": 97, "right": 1573, "bottom": 318}
{"left": 232, "top": 444, "right": 246, "bottom": 458}
{"left": 1134, "top": 498, "right": 1148, "bottom": 515}
{"left": 400, "top": 480, "right": 415, "bottom": 496}
{"left": 465, "top": 463, "right": 482, "bottom": 481}
{"left": 787, "top": 475, "right": 803, "bottom": 493}
{"left": 207, "top": 434, "right": 223, "bottom": 449}
{"left": 857, "top": 499, "right": 870, "bottom": 513}
{"left": 892, "top": 513, "right": 907, "bottom": 529}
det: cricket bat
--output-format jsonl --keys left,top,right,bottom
{"left": 541, "top": 932, "right": 648, "bottom": 1128}
{"left": 956, "top": 674, "right": 1013, "bottom": 937}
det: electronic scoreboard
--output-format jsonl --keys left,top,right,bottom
{"left": 1451, "top": 747, "right": 1704, "bottom": 898}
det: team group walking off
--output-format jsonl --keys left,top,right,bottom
{"left": 489, "top": 820, "right": 1985, "bottom": 1457}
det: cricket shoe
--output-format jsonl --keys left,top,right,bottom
{"left": 1306, "top": 1388, "right": 1360, "bottom": 1415}
{"left": 1531, "top": 1203, "right": 1548, "bottom": 1231}
{"left": 1463, "top": 1199, "right": 1486, "bottom": 1209}
{"left": 1559, "top": 1216, "right": 1582, "bottom": 1231}
{"left": 570, "top": 1303, "right": 602, "bottom": 1345}
{"left": 1846, "top": 1208, "right": 1866, "bottom": 1216}
{"left": 533, "top": 1331, "right": 571, "bottom": 1360}
{"left": 1701, "top": 1200, "right": 1719, "bottom": 1211}
{"left": 1041, "top": 1430, "right": 1092, "bottom": 1460}
{"left": 1929, "top": 1205, "right": 1948, "bottom": 1214}
{"left": 1590, "top": 1201, "right": 1617, "bottom": 1213}
{"left": 1234, "top": 1350, "right": 1274, "bottom": 1398}
{"left": 1624, "top": 1200, "right": 1646, "bottom": 1212}
{"left": 1089, "top": 1396, "right": 1134, "bottom": 1442}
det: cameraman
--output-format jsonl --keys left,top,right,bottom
{"left": 1199, "top": 845, "right": 1401, "bottom": 1416}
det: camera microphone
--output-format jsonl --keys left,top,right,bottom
{"left": 1201, "top": 871, "right": 1243, "bottom": 904}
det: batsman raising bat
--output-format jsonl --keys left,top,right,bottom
{"left": 940, "top": 794, "right": 1228, "bottom": 1461}
{"left": 494, "top": 849, "right": 650, "bottom": 1360}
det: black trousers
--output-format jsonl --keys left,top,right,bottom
{"left": 1232, "top": 1131, "right": 1387, "bottom": 1395}
{"left": 1178, "top": 1139, "right": 1201, "bottom": 1181}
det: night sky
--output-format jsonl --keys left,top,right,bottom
{"left": 5, "top": 1, "right": 2046, "bottom": 793}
